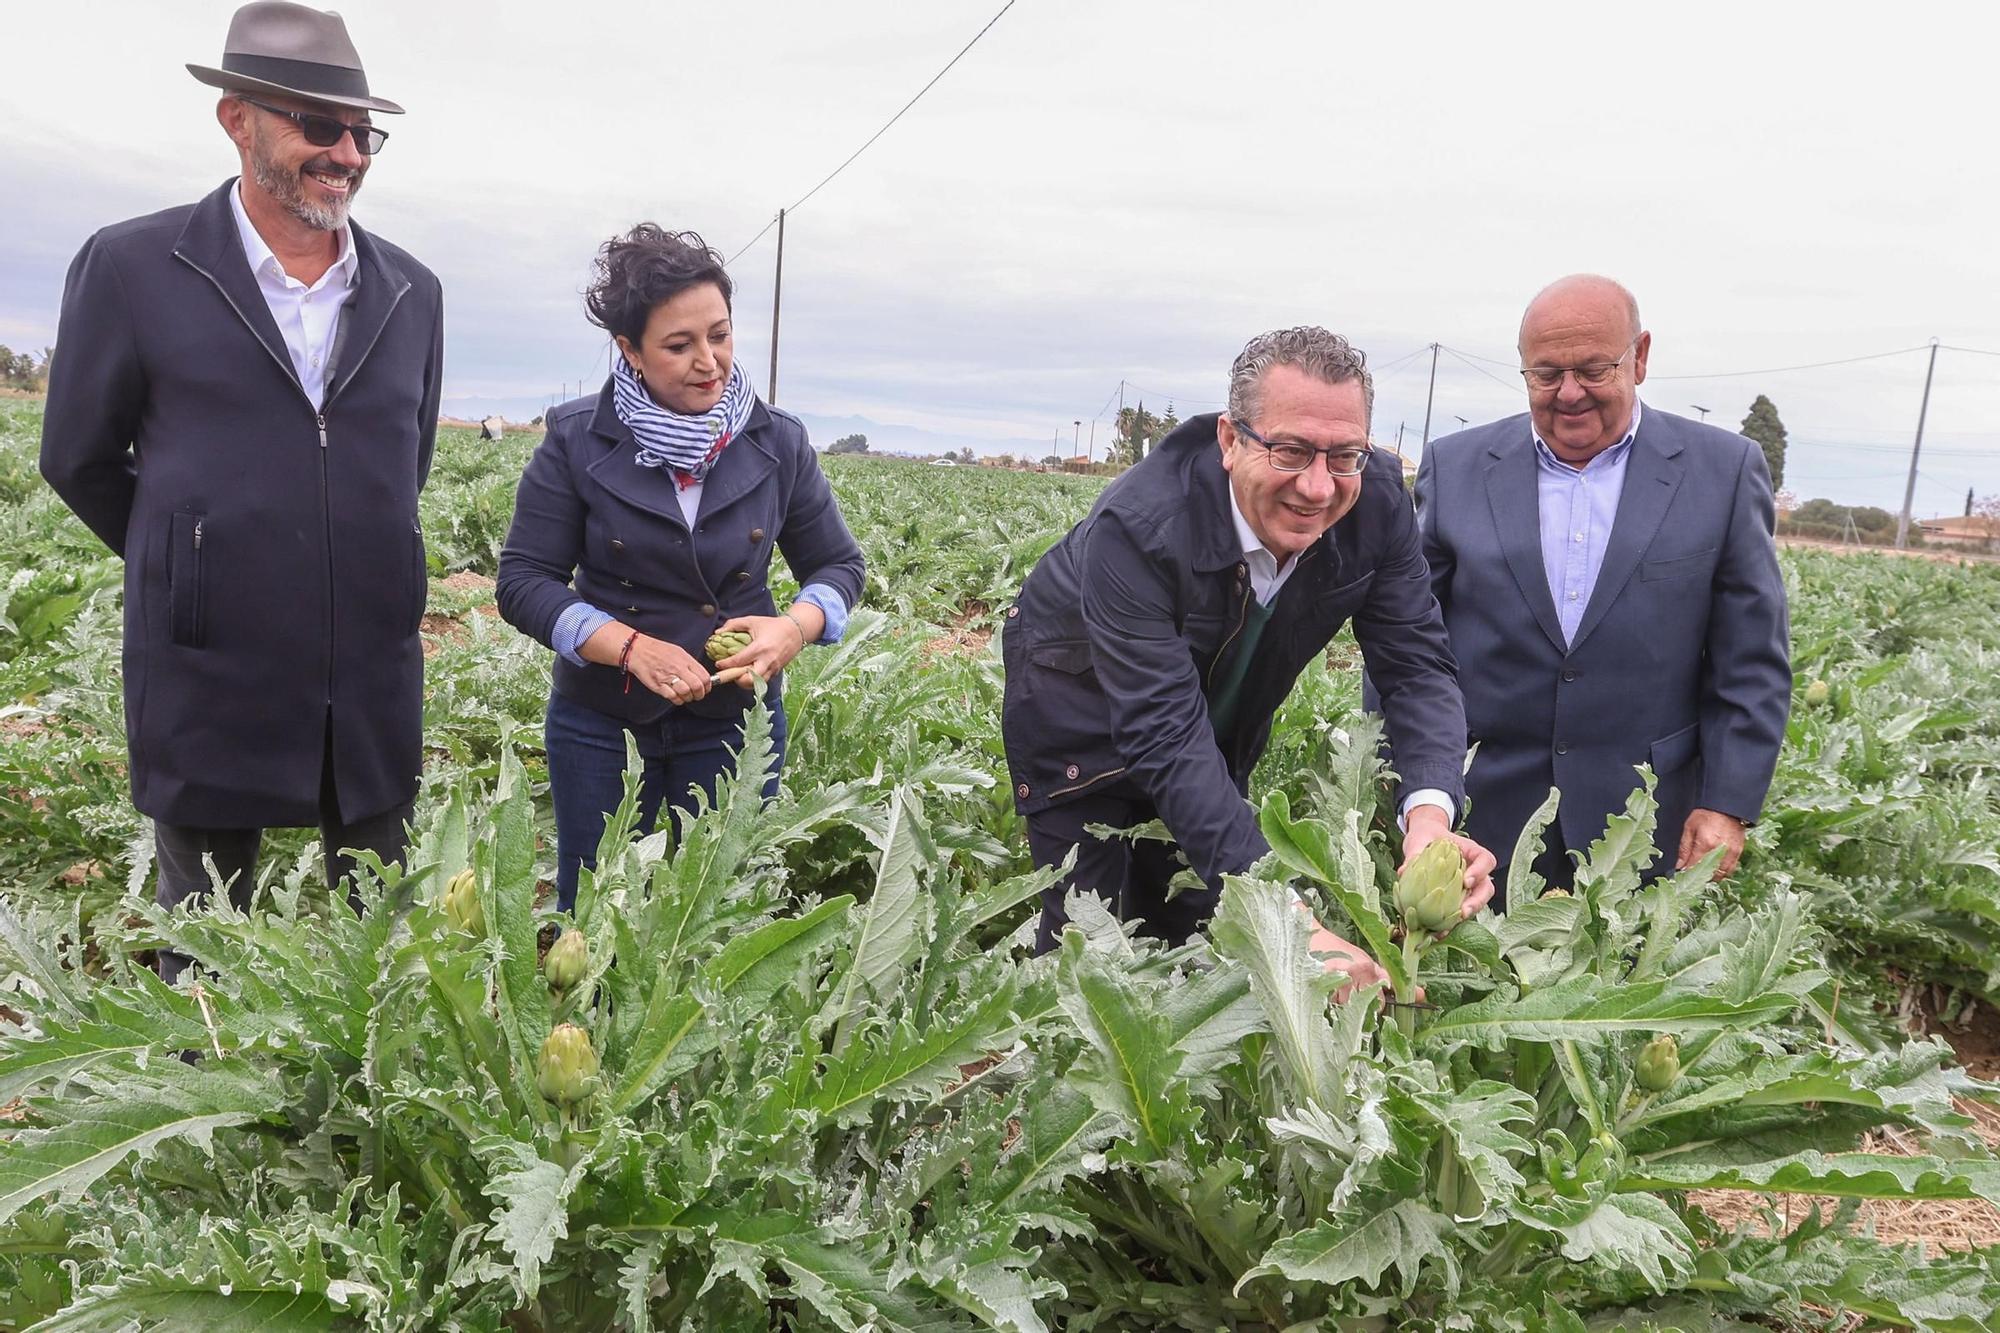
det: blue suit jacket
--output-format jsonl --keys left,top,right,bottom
{"left": 1414, "top": 407, "right": 1790, "bottom": 874}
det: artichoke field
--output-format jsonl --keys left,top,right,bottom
{"left": 0, "top": 405, "right": 1998, "bottom": 1328}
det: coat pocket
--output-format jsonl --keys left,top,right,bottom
{"left": 410, "top": 520, "right": 428, "bottom": 634}
{"left": 1649, "top": 721, "right": 1700, "bottom": 775}
{"left": 1027, "top": 636, "right": 1095, "bottom": 675}
{"left": 168, "top": 511, "right": 206, "bottom": 648}
{"left": 1640, "top": 547, "right": 1717, "bottom": 581}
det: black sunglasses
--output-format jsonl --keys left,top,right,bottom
{"left": 238, "top": 96, "right": 389, "bottom": 155}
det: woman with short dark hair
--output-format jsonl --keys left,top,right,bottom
{"left": 497, "top": 225, "right": 864, "bottom": 911}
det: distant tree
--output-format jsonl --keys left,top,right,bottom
{"left": 1773, "top": 489, "right": 1799, "bottom": 529}
{"left": 1040, "top": 454, "right": 1062, "bottom": 468}
{"left": 0, "top": 345, "right": 50, "bottom": 391}
{"left": 1110, "top": 401, "right": 1179, "bottom": 468}
{"left": 1974, "top": 494, "right": 2000, "bottom": 547}
{"left": 826, "top": 433, "right": 869, "bottom": 455}
{"left": 1739, "top": 395, "right": 1787, "bottom": 491}
{"left": 956, "top": 446, "right": 976, "bottom": 465}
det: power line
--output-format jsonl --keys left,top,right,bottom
{"left": 1941, "top": 344, "right": 2000, "bottom": 359}
{"left": 1650, "top": 346, "right": 1931, "bottom": 380}
{"left": 1122, "top": 379, "right": 1226, "bottom": 407}
{"left": 1440, "top": 345, "right": 1526, "bottom": 395}
{"left": 727, "top": 1, "right": 1017, "bottom": 266}
{"left": 1453, "top": 341, "right": 1940, "bottom": 381}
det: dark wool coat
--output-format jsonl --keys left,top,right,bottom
{"left": 1003, "top": 413, "right": 1467, "bottom": 890}
{"left": 495, "top": 385, "right": 865, "bottom": 724}
{"left": 39, "top": 179, "right": 444, "bottom": 828}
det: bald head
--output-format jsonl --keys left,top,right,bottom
{"left": 1519, "top": 275, "right": 1641, "bottom": 352}
{"left": 1516, "top": 274, "right": 1649, "bottom": 465}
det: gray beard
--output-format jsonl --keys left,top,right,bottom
{"left": 249, "top": 144, "right": 359, "bottom": 231}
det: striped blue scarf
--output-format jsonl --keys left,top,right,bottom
{"left": 611, "top": 356, "right": 756, "bottom": 483}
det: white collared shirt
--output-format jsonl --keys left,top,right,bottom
{"left": 230, "top": 178, "right": 359, "bottom": 409}
{"left": 1224, "top": 481, "right": 1300, "bottom": 606}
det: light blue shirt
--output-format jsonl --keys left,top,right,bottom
{"left": 551, "top": 584, "right": 847, "bottom": 665}
{"left": 1535, "top": 401, "right": 1640, "bottom": 645}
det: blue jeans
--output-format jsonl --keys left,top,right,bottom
{"left": 543, "top": 690, "right": 787, "bottom": 913}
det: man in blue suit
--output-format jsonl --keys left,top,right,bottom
{"left": 1412, "top": 276, "right": 1790, "bottom": 900}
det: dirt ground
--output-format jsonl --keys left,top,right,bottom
{"left": 1689, "top": 1001, "right": 2000, "bottom": 1255}
{"left": 1778, "top": 534, "right": 2000, "bottom": 565}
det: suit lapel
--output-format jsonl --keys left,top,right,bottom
{"left": 323, "top": 224, "right": 410, "bottom": 403}
{"left": 694, "top": 401, "right": 781, "bottom": 523}
{"left": 1569, "top": 417, "right": 1685, "bottom": 650}
{"left": 172, "top": 180, "right": 300, "bottom": 395}
{"left": 1483, "top": 433, "right": 1567, "bottom": 653}
{"left": 583, "top": 385, "right": 693, "bottom": 528}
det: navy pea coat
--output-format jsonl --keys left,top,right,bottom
{"left": 495, "top": 385, "right": 864, "bottom": 724}
{"left": 39, "top": 179, "right": 444, "bottom": 828}
{"left": 1002, "top": 413, "right": 1467, "bottom": 891}
{"left": 1412, "top": 408, "right": 1790, "bottom": 875}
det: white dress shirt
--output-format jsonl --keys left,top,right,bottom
{"left": 230, "top": 179, "right": 358, "bottom": 409}
{"left": 1224, "top": 480, "right": 1452, "bottom": 828}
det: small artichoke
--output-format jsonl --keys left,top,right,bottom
{"left": 1395, "top": 839, "right": 1466, "bottom": 935}
{"left": 706, "top": 629, "right": 752, "bottom": 663}
{"left": 442, "top": 868, "right": 484, "bottom": 935}
{"left": 1635, "top": 1034, "right": 1681, "bottom": 1093}
{"left": 537, "top": 1023, "right": 600, "bottom": 1106}
{"left": 544, "top": 930, "right": 588, "bottom": 992}
{"left": 1540, "top": 888, "right": 1571, "bottom": 899}
{"left": 1804, "top": 679, "right": 1830, "bottom": 708}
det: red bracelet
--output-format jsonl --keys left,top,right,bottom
{"left": 618, "top": 629, "right": 640, "bottom": 694}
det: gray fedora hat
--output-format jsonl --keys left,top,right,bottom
{"left": 188, "top": 1, "right": 404, "bottom": 114}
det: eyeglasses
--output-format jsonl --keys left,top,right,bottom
{"left": 1232, "top": 419, "right": 1372, "bottom": 476}
{"left": 238, "top": 96, "right": 389, "bottom": 155}
{"left": 1520, "top": 338, "right": 1639, "bottom": 391}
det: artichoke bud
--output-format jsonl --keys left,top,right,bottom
{"left": 705, "top": 629, "right": 752, "bottom": 663}
{"left": 1804, "top": 679, "right": 1830, "bottom": 708}
{"left": 1635, "top": 1034, "right": 1681, "bottom": 1092}
{"left": 1395, "top": 839, "right": 1466, "bottom": 934}
{"left": 544, "top": 930, "right": 589, "bottom": 991}
{"left": 537, "top": 1023, "right": 599, "bottom": 1106}
{"left": 442, "top": 868, "right": 484, "bottom": 934}
{"left": 1539, "top": 888, "right": 1571, "bottom": 899}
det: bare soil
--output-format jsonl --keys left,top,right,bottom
{"left": 1689, "top": 1002, "right": 2000, "bottom": 1255}
{"left": 1778, "top": 534, "right": 2000, "bottom": 566}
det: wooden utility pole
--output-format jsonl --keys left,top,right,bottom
{"left": 1420, "top": 343, "right": 1441, "bottom": 446}
{"left": 1894, "top": 338, "right": 1941, "bottom": 550}
{"left": 767, "top": 209, "right": 786, "bottom": 404}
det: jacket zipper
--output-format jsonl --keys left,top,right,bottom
{"left": 191, "top": 519, "right": 205, "bottom": 647}
{"left": 317, "top": 413, "right": 335, "bottom": 707}
{"left": 1206, "top": 578, "right": 1252, "bottom": 688}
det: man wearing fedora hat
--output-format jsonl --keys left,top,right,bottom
{"left": 40, "top": 2, "right": 443, "bottom": 970}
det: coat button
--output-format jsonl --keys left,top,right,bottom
{"left": 1561, "top": 669, "right": 1576, "bottom": 682}
{"left": 624, "top": 604, "right": 639, "bottom": 614}
{"left": 736, "top": 571, "right": 751, "bottom": 582}
{"left": 1005, "top": 606, "right": 1019, "bottom": 619}
{"left": 1555, "top": 742, "right": 1570, "bottom": 755}
{"left": 700, "top": 603, "right": 717, "bottom": 617}
{"left": 1236, "top": 562, "right": 1248, "bottom": 579}
{"left": 620, "top": 578, "right": 634, "bottom": 588}
{"left": 610, "top": 539, "right": 625, "bottom": 553}
{"left": 750, "top": 528, "right": 766, "bottom": 542}
{"left": 1016, "top": 783, "right": 1030, "bottom": 799}
{"left": 1065, "top": 763, "right": 1080, "bottom": 780}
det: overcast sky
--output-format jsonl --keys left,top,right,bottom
{"left": 5, "top": 1, "right": 1997, "bottom": 514}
